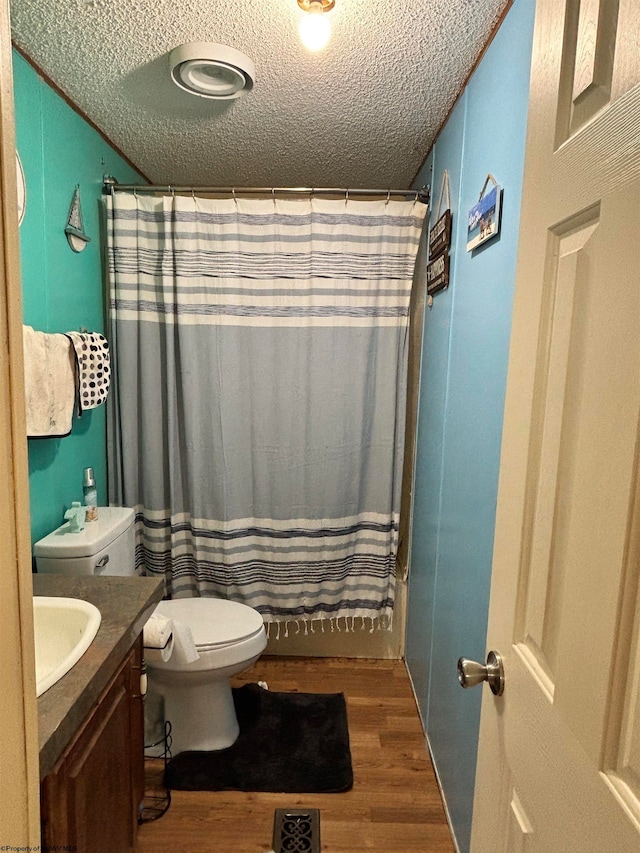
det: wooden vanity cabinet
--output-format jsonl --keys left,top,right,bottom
{"left": 40, "top": 636, "right": 145, "bottom": 853}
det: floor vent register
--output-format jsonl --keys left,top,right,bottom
{"left": 272, "top": 809, "right": 320, "bottom": 853}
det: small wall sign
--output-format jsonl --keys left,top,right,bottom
{"left": 427, "top": 170, "right": 453, "bottom": 297}
{"left": 429, "top": 209, "right": 452, "bottom": 259}
{"left": 467, "top": 174, "right": 502, "bottom": 252}
{"left": 427, "top": 251, "right": 450, "bottom": 295}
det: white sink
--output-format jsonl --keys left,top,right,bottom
{"left": 33, "top": 596, "right": 101, "bottom": 697}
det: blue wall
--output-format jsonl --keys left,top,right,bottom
{"left": 405, "top": 1, "right": 535, "bottom": 850}
{"left": 13, "top": 51, "right": 142, "bottom": 545}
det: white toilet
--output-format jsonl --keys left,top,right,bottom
{"left": 145, "top": 597, "right": 266, "bottom": 753}
{"left": 33, "top": 506, "right": 268, "bottom": 754}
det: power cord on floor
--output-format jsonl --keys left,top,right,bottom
{"left": 139, "top": 720, "right": 173, "bottom": 823}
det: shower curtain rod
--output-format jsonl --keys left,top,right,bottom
{"left": 102, "top": 175, "right": 430, "bottom": 204}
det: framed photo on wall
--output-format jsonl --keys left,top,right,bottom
{"left": 467, "top": 176, "right": 502, "bottom": 252}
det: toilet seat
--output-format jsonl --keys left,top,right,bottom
{"left": 154, "top": 597, "right": 264, "bottom": 651}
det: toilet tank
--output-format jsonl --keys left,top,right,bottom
{"left": 34, "top": 506, "right": 138, "bottom": 577}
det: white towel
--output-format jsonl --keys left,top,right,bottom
{"left": 23, "top": 325, "right": 76, "bottom": 437}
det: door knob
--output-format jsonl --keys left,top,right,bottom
{"left": 457, "top": 650, "right": 504, "bottom": 696}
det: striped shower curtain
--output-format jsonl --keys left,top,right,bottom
{"left": 106, "top": 193, "right": 425, "bottom": 630}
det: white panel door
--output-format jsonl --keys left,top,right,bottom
{"left": 470, "top": 1, "right": 640, "bottom": 851}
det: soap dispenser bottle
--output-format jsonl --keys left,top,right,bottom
{"left": 83, "top": 467, "right": 98, "bottom": 522}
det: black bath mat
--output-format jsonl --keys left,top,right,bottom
{"left": 164, "top": 683, "right": 353, "bottom": 793}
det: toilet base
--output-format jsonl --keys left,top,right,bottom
{"left": 162, "top": 678, "right": 240, "bottom": 754}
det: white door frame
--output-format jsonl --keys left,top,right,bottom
{"left": 0, "top": 0, "right": 40, "bottom": 843}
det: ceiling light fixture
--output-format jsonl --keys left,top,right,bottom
{"left": 169, "top": 42, "right": 255, "bottom": 99}
{"left": 297, "top": 0, "right": 335, "bottom": 52}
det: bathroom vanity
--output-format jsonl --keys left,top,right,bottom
{"left": 34, "top": 574, "right": 163, "bottom": 853}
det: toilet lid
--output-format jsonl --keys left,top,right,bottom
{"left": 154, "top": 598, "right": 264, "bottom": 650}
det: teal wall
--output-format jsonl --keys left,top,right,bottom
{"left": 13, "top": 51, "right": 142, "bottom": 546}
{"left": 406, "top": 1, "right": 536, "bottom": 850}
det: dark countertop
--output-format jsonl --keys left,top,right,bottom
{"left": 33, "top": 573, "right": 163, "bottom": 779}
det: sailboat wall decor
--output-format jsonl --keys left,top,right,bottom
{"left": 65, "top": 185, "right": 91, "bottom": 252}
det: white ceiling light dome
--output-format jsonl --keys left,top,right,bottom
{"left": 169, "top": 42, "right": 255, "bottom": 100}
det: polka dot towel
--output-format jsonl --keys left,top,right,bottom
{"left": 64, "top": 332, "right": 111, "bottom": 415}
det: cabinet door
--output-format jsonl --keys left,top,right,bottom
{"left": 66, "top": 667, "right": 133, "bottom": 853}
{"left": 41, "top": 643, "right": 144, "bottom": 853}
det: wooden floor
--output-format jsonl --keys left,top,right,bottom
{"left": 136, "top": 657, "right": 455, "bottom": 853}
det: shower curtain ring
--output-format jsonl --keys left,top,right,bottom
{"left": 272, "top": 187, "right": 276, "bottom": 207}
{"left": 232, "top": 187, "right": 237, "bottom": 205}
{"left": 345, "top": 188, "right": 349, "bottom": 206}
{"left": 191, "top": 188, "right": 196, "bottom": 201}
{"left": 169, "top": 185, "right": 175, "bottom": 198}
{"left": 385, "top": 190, "right": 391, "bottom": 206}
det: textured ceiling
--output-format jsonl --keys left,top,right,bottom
{"left": 10, "top": 0, "right": 509, "bottom": 189}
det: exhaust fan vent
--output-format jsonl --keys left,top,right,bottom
{"left": 169, "top": 42, "right": 255, "bottom": 100}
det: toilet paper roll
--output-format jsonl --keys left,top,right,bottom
{"left": 169, "top": 620, "right": 200, "bottom": 665}
{"left": 143, "top": 613, "right": 174, "bottom": 662}
{"left": 160, "top": 633, "right": 174, "bottom": 662}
